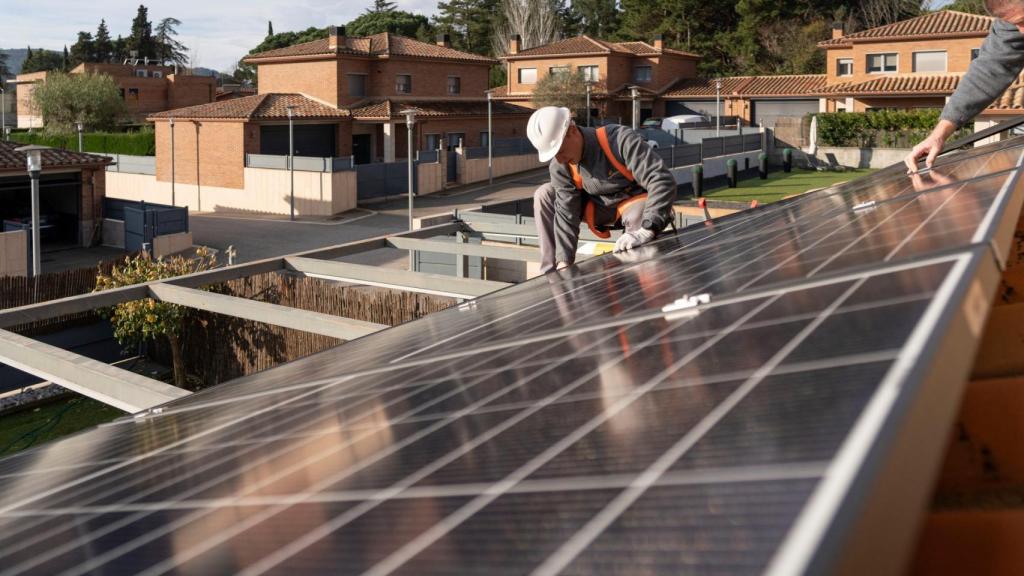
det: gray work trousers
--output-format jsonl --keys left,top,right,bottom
{"left": 533, "top": 183, "right": 646, "bottom": 273}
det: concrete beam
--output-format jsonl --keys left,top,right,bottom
{"left": 387, "top": 237, "right": 542, "bottom": 262}
{"left": 285, "top": 256, "right": 510, "bottom": 299}
{"left": 0, "top": 329, "right": 190, "bottom": 413}
{"left": 148, "top": 284, "right": 387, "bottom": 341}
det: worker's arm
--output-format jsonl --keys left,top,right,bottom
{"left": 907, "top": 20, "right": 1024, "bottom": 172}
{"left": 615, "top": 126, "right": 677, "bottom": 232}
{"left": 550, "top": 162, "right": 583, "bottom": 266}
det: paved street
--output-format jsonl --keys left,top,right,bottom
{"left": 190, "top": 168, "right": 548, "bottom": 266}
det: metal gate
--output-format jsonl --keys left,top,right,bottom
{"left": 107, "top": 199, "right": 189, "bottom": 252}
{"left": 447, "top": 150, "right": 458, "bottom": 182}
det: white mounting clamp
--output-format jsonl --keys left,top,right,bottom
{"left": 662, "top": 293, "right": 711, "bottom": 320}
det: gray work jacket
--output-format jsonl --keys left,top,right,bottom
{"left": 547, "top": 124, "right": 676, "bottom": 263}
{"left": 942, "top": 18, "right": 1024, "bottom": 128}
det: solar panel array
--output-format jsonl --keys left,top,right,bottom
{"left": 0, "top": 137, "right": 1021, "bottom": 575}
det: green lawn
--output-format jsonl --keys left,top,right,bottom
{"left": 703, "top": 168, "right": 876, "bottom": 204}
{"left": 0, "top": 396, "right": 125, "bottom": 456}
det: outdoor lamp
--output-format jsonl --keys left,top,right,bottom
{"left": 400, "top": 108, "right": 417, "bottom": 268}
{"left": 19, "top": 145, "right": 44, "bottom": 173}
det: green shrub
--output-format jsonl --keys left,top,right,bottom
{"left": 815, "top": 110, "right": 971, "bottom": 148}
{"left": 9, "top": 128, "right": 155, "bottom": 156}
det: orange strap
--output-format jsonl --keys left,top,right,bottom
{"left": 569, "top": 127, "right": 641, "bottom": 240}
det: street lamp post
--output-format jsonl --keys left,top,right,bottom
{"left": 16, "top": 145, "right": 45, "bottom": 277}
{"left": 286, "top": 105, "right": 296, "bottom": 221}
{"left": 169, "top": 116, "right": 176, "bottom": 206}
{"left": 585, "top": 82, "right": 592, "bottom": 128}
{"left": 76, "top": 122, "right": 83, "bottom": 152}
{"left": 715, "top": 78, "right": 722, "bottom": 137}
{"left": 1, "top": 82, "right": 6, "bottom": 139}
{"left": 630, "top": 86, "right": 639, "bottom": 130}
{"left": 486, "top": 91, "right": 493, "bottom": 185}
{"left": 401, "top": 109, "right": 417, "bottom": 269}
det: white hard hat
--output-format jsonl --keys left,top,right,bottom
{"left": 527, "top": 106, "right": 572, "bottom": 163}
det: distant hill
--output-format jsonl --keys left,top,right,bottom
{"left": 1, "top": 48, "right": 31, "bottom": 75}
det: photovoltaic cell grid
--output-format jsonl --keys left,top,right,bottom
{"left": 0, "top": 139, "right": 1019, "bottom": 575}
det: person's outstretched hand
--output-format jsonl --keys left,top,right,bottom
{"left": 614, "top": 228, "right": 655, "bottom": 252}
{"left": 905, "top": 119, "right": 956, "bottom": 174}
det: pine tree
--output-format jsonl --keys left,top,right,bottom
{"left": 62, "top": 46, "right": 69, "bottom": 70}
{"left": 112, "top": 35, "right": 128, "bottom": 62}
{"left": 23, "top": 47, "right": 33, "bottom": 72}
{"left": 154, "top": 17, "right": 188, "bottom": 66}
{"left": 570, "top": 0, "right": 619, "bottom": 38}
{"left": 95, "top": 19, "right": 114, "bottom": 63}
{"left": 69, "top": 31, "right": 96, "bottom": 67}
{"left": 128, "top": 4, "right": 156, "bottom": 59}
{"left": 267, "top": 21, "right": 274, "bottom": 37}
{"left": 370, "top": 0, "right": 398, "bottom": 12}
{"left": 433, "top": 0, "right": 501, "bottom": 55}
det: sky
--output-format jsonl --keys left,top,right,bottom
{"left": 0, "top": 0, "right": 440, "bottom": 72}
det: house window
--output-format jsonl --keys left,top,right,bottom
{"left": 972, "top": 48, "right": 981, "bottom": 61}
{"left": 912, "top": 50, "right": 946, "bottom": 73}
{"left": 549, "top": 66, "right": 570, "bottom": 77}
{"left": 580, "top": 65, "right": 599, "bottom": 82}
{"left": 425, "top": 133, "right": 441, "bottom": 150}
{"left": 134, "top": 69, "right": 147, "bottom": 77}
{"left": 128, "top": 88, "right": 139, "bottom": 98}
{"left": 867, "top": 53, "right": 897, "bottom": 73}
{"left": 837, "top": 58, "right": 853, "bottom": 77}
{"left": 633, "top": 66, "right": 652, "bottom": 83}
{"left": 480, "top": 131, "right": 489, "bottom": 147}
{"left": 518, "top": 67, "right": 537, "bottom": 84}
{"left": 447, "top": 76, "right": 461, "bottom": 95}
{"left": 396, "top": 74, "right": 412, "bottom": 94}
{"left": 152, "top": 70, "right": 163, "bottom": 78}
{"left": 348, "top": 74, "right": 366, "bottom": 97}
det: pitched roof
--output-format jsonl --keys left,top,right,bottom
{"left": 819, "top": 10, "right": 992, "bottom": 47}
{"left": 244, "top": 32, "right": 496, "bottom": 64}
{"left": 0, "top": 141, "right": 112, "bottom": 173}
{"left": 506, "top": 35, "right": 698, "bottom": 59}
{"left": 349, "top": 99, "right": 534, "bottom": 120}
{"left": 988, "top": 76, "right": 1024, "bottom": 111}
{"left": 824, "top": 74, "right": 962, "bottom": 96}
{"left": 662, "top": 75, "right": 827, "bottom": 98}
{"left": 148, "top": 93, "right": 349, "bottom": 121}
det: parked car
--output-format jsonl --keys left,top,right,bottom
{"left": 661, "top": 114, "right": 708, "bottom": 132}
{"left": 641, "top": 117, "right": 663, "bottom": 129}
{"left": 638, "top": 128, "right": 677, "bottom": 149}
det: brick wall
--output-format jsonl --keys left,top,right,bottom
{"left": 410, "top": 116, "right": 527, "bottom": 151}
{"left": 364, "top": 58, "right": 491, "bottom": 99}
{"left": 167, "top": 75, "right": 217, "bottom": 109}
{"left": 14, "top": 72, "right": 46, "bottom": 128}
{"left": 825, "top": 37, "right": 983, "bottom": 86}
{"left": 155, "top": 120, "right": 254, "bottom": 190}
{"left": 258, "top": 60, "right": 340, "bottom": 104}
{"left": 508, "top": 56, "right": 608, "bottom": 95}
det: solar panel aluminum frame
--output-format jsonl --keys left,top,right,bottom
{"left": 771, "top": 150, "right": 1024, "bottom": 576}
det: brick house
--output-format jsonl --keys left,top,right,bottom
{"left": 146, "top": 27, "right": 533, "bottom": 193}
{"left": 15, "top": 62, "right": 216, "bottom": 128}
{"left": 493, "top": 35, "right": 700, "bottom": 123}
{"left": 0, "top": 141, "right": 111, "bottom": 252}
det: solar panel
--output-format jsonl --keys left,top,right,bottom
{"left": 0, "top": 138, "right": 1020, "bottom": 575}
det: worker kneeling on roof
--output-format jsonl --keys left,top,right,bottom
{"left": 527, "top": 106, "right": 677, "bottom": 273}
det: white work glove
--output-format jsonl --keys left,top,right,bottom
{"left": 614, "top": 227, "right": 655, "bottom": 253}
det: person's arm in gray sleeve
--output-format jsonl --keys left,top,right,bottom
{"left": 550, "top": 162, "right": 582, "bottom": 265}
{"left": 906, "top": 20, "right": 1024, "bottom": 173}
{"left": 942, "top": 20, "right": 1024, "bottom": 127}
{"left": 614, "top": 126, "right": 677, "bottom": 231}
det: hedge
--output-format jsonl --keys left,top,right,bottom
{"left": 816, "top": 110, "right": 972, "bottom": 148}
{"left": 8, "top": 130, "right": 156, "bottom": 156}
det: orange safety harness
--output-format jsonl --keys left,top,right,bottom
{"left": 567, "top": 127, "right": 648, "bottom": 240}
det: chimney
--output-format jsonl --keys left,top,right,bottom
{"left": 510, "top": 34, "right": 520, "bottom": 55}
{"left": 436, "top": 33, "right": 451, "bottom": 48}
{"left": 329, "top": 25, "right": 346, "bottom": 51}
{"left": 653, "top": 34, "right": 664, "bottom": 51}
{"left": 832, "top": 22, "right": 844, "bottom": 40}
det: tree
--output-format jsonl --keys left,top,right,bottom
{"left": 31, "top": 72, "right": 127, "bottom": 132}
{"left": 370, "top": 0, "right": 398, "bottom": 11}
{"left": 128, "top": 4, "right": 156, "bottom": 59}
{"left": 532, "top": 70, "right": 588, "bottom": 116}
{"left": 859, "top": 0, "right": 922, "bottom": 29}
{"left": 0, "top": 51, "right": 9, "bottom": 79}
{"left": 62, "top": 46, "right": 69, "bottom": 71}
{"left": 569, "top": 0, "right": 619, "bottom": 38}
{"left": 69, "top": 32, "right": 96, "bottom": 67}
{"left": 21, "top": 47, "right": 70, "bottom": 74}
{"left": 433, "top": 0, "right": 501, "bottom": 55}
{"left": 944, "top": 0, "right": 985, "bottom": 14}
{"left": 492, "top": 0, "right": 563, "bottom": 56}
{"left": 154, "top": 17, "right": 189, "bottom": 66}
{"left": 112, "top": 35, "right": 129, "bottom": 62}
{"left": 347, "top": 9, "right": 431, "bottom": 37}
{"left": 760, "top": 19, "right": 829, "bottom": 74}
{"left": 267, "top": 21, "right": 274, "bottom": 37}
{"left": 95, "top": 20, "right": 114, "bottom": 63}
{"left": 95, "top": 249, "right": 218, "bottom": 389}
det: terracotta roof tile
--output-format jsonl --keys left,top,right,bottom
{"left": 824, "top": 74, "right": 961, "bottom": 95}
{"left": 0, "top": 141, "right": 112, "bottom": 173}
{"left": 350, "top": 99, "right": 533, "bottom": 120}
{"left": 819, "top": 10, "right": 991, "bottom": 47}
{"left": 663, "top": 75, "right": 826, "bottom": 98}
{"left": 244, "top": 32, "right": 495, "bottom": 63}
{"left": 508, "top": 35, "right": 698, "bottom": 59}
{"left": 149, "top": 93, "right": 349, "bottom": 121}
{"left": 986, "top": 74, "right": 1024, "bottom": 111}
